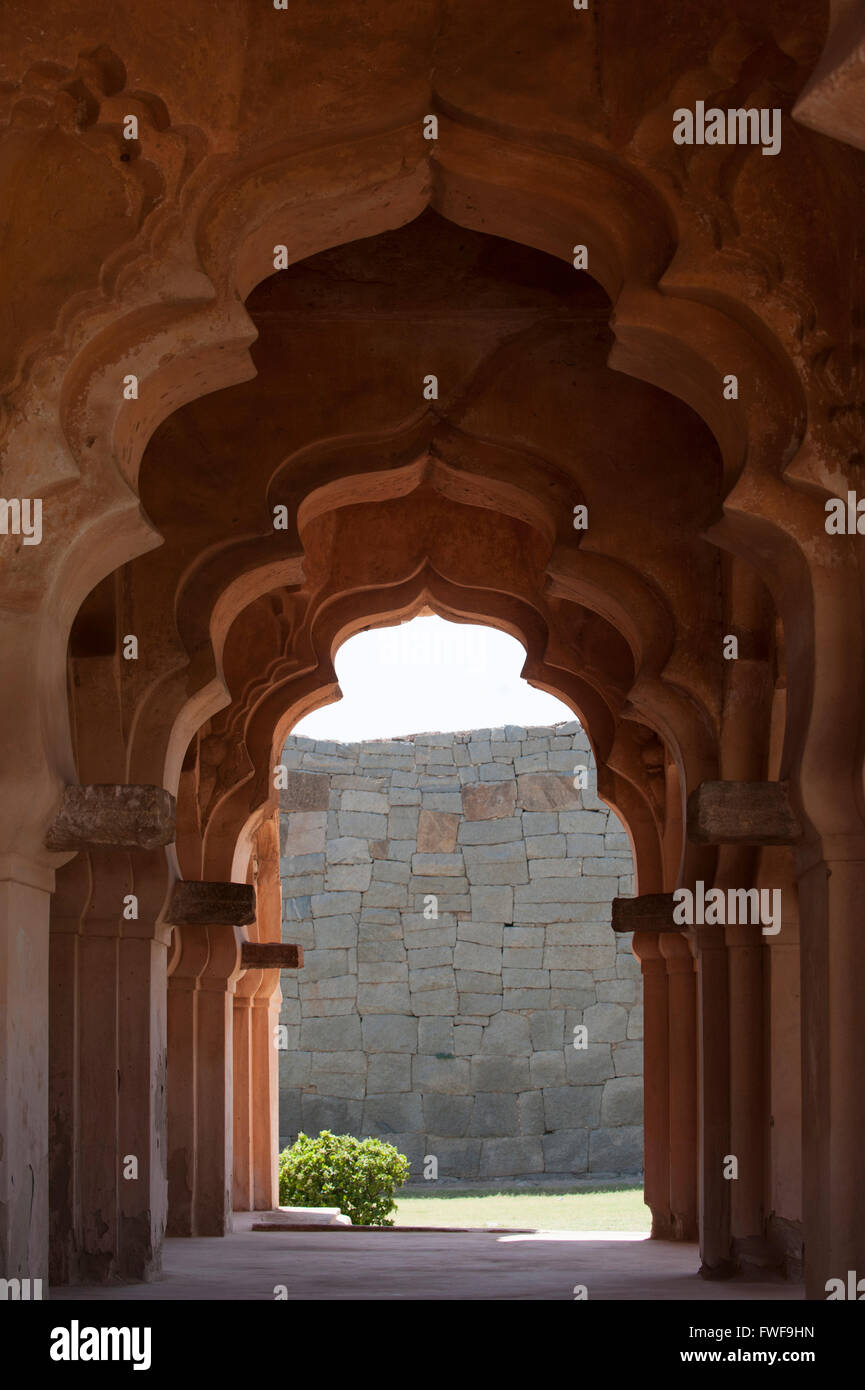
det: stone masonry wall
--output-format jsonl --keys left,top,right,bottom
{"left": 277, "top": 721, "right": 642, "bottom": 1180}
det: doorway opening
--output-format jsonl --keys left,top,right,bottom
{"left": 276, "top": 615, "right": 645, "bottom": 1231}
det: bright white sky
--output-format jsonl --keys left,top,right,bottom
{"left": 291, "top": 616, "right": 578, "bottom": 741}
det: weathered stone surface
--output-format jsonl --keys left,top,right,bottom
{"left": 529, "top": 1010, "right": 565, "bottom": 1050}
{"left": 301, "top": 1097, "right": 363, "bottom": 1133}
{"left": 687, "top": 779, "right": 801, "bottom": 846}
{"left": 612, "top": 1041, "right": 643, "bottom": 1076}
{"left": 543, "top": 1085, "right": 602, "bottom": 1130}
{"left": 453, "top": 1024, "right": 483, "bottom": 1054}
{"left": 311, "top": 891, "right": 362, "bottom": 918}
{"left": 363, "top": 1093, "right": 423, "bottom": 1134}
{"left": 46, "top": 783, "right": 177, "bottom": 851}
{"left": 412, "top": 1055, "right": 471, "bottom": 1093}
{"left": 278, "top": 722, "right": 640, "bottom": 1182}
{"left": 417, "top": 1017, "right": 454, "bottom": 1053}
{"left": 601, "top": 1076, "right": 643, "bottom": 1126}
{"left": 458, "top": 816, "right": 523, "bottom": 844}
{"left": 426, "top": 1139, "right": 482, "bottom": 1178}
{"left": 421, "top": 792, "right": 462, "bottom": 813}
{"left": 357, "top": 981, "right": 411, "bottom": 1013}
{"left": 542, "top": 1130, "right": 590, "bottom": 1173}
{"left": 461, "top": 782, "right": 516, "bottom": 820}
{"left": 525, "top": 833, "right": 567, "bottom": 857}
{"left": 529, "top": 857, "right": 583, "bottom": 878}
{"left": 315, "top": 915, "right": 358, "bottom": 947}
{"left": 589, "top": 1126, "right": 643, "bottom": 1174}
{"left": 479, "top": 1137, "right": 543, "bottom": 1177}
{"left": 167, "top": 880, "right": 256, "bottom": 927}
{"left": 469, "top": 885, "right": 514, "bottom": 921}
{"left": 560, "top": 811, "right": 608, "bottom": 833}
{"left": 341, "top": 789, "right": 389, "bottom": 815}
{"left": 361, "top": 1015, "right": 418, "bottom": 1052}
{"left": 278, "top": 771, "right": 332, "bottom": 813}
{"left": 409, "top": 964, "right": 456, "bottom": 992}
{"left": 582, "top": 1001, "right": 629, "bottom": 1043}
{"left": 326, "top": 836, "right": 371, "bottom": 863}
{"left": 423, "top": 1094, "right": 474, "bottom": 1136}
{"left": 472, "top": 1057, "right": 531, "bottom": 1092}
{"left": 518, "top": 1089, "right": 545, "bottom": 1135}
{"left": 469, "top": 1093, "right": 520, "bottom": 1136}
{"left": 517, "top": 877, "right": 618, "bottom": 902}
{"left": 417, "top": 809, "right": 460, "bottom": 853}
{"left": 479, "top": 1011, "right": 531, "bottom": 1054}
{"left": 281, "top": 872, "right": 325, "bottom": 897}
{"left": 357, "top": 960, "right": 407, "bottom": 983}
{"left": 530, "top": 1051, "right": 566, "bottom": 1086}
{"left": 410, "top": 986, "right": 459, "bottom": 1016}
{"left": 411, "top": 852, "right": 464, "bottom": 876}
{"left": 516, "top": 774, "right": 581, "bottom": 812}
{"left": 371, "top": 859, "right": 410, "bottom": 883}
{"left": 453, "top": 941, "right": 502, "bottom": 974}
{"left": 281, "top": 811, "right": 329, "bottom": 856}
{"left": 299, "top": 1016, "right": 362, "bottom": 1051}
{"left": 325, "top": 863, "right": 372, "bottom": 891}
{"left": 338, "top": 810, "right": 388, "bottom": 839}
{"left": 408, "top": 945, "right": 453, "bottom": 970}
{"left": 566, "top": 1043, "right": 615, "bottom": 1084}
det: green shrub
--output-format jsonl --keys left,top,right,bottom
{"left": 278, "top": 1130, "right": 411, "bottom": 1226}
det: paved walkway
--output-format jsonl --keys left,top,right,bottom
{"left": 52, "top": 1222, "right": 804, "bottom": 1301}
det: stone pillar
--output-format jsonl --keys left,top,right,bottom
{"left": 165, "top": 881, "right": 253, "bottom": 1235}
{"left": 695, "top": 925, "right": 733, "bottom": 1278}
{"left": 764, "top": 854, "right": 801, "bottom": 1277}
{"left": 76, "top": 850, "right": 172, "bottom": 1281}
{"left": 797, "top": 846, "right": 865, "bottom": 1298}
{"left": 660, "top": 933, "right": 698, "bottom": 1240}
{"left": 248, "top": 814, "right": 283, "bottom": 1211}
{"left": 725, "top": 919, "right": 765, "bottom": 1266}
{"left": 194, "top": 925, "right": 243, "bottom": 1235}
{"left": 118, "top": 914, "right": 171, "bottom": 1276}
{"left": 49, "top": 857, "right": 88, "bottom": 1285}
{"left": 251, "top": 978, "right": 282, "bottom": 1209}
{"left": 45, "top": 788, "right": 176, "bottom": 1283}
{"left": 232, "top": 984, "right": 256, "bottom": 1212}
{"left": 0, "top": 855, "right": 53, "bottom": 1283}
{"left": 166, "top": 926, "right": 209, "bottom": 1236}
{"left": 632, "top": 931, "right": 671, "bottom": 1238}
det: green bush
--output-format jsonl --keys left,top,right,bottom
{"left": 278, "top": 1130, "right": 410, "bottom": 1226}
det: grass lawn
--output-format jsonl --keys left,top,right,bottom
{"left": 393, "top": 1184, "right": 650, "bottom": 1232}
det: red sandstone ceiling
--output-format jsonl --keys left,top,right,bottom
{"left": 2, "top": 0, "right": 859, "bottom": 882}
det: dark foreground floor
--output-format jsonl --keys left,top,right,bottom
{"left": 51, "top": 1219, "right": 804, "bottom": 1301}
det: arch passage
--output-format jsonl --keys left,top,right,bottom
{"left": 2, "top": 2, "right": 863, "bottom": 1301}
{"left": 51, "top": 214, "right": 785, "bottom": 1285}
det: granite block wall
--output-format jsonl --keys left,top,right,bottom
{"left": 276, "top": 721, "right": 642, "bottom": 1179}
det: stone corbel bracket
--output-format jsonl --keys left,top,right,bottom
{"left": 166, "top": 880, "right": 256, "bottom": 927}
{"left": 45, "top": 783, "right": 176, "bottom": 851}
{"left": 612, "top": 893, "right": 686, "bottom": 933}
{"left": 686, "top": 781, "right": 801, "bottom": 846}
{"left": 240, "top": 942, "right": 303, "bottom": 969}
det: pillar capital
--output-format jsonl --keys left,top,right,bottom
{"left": 0, "top": 852, "right": 55, "bottom": 893}
{"left": 659, "top": 932, "right": 695, "bottom": 969}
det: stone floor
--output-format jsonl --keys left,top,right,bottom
{"left": 52, "top": 1219, "right": 804, "bottom": 1301}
